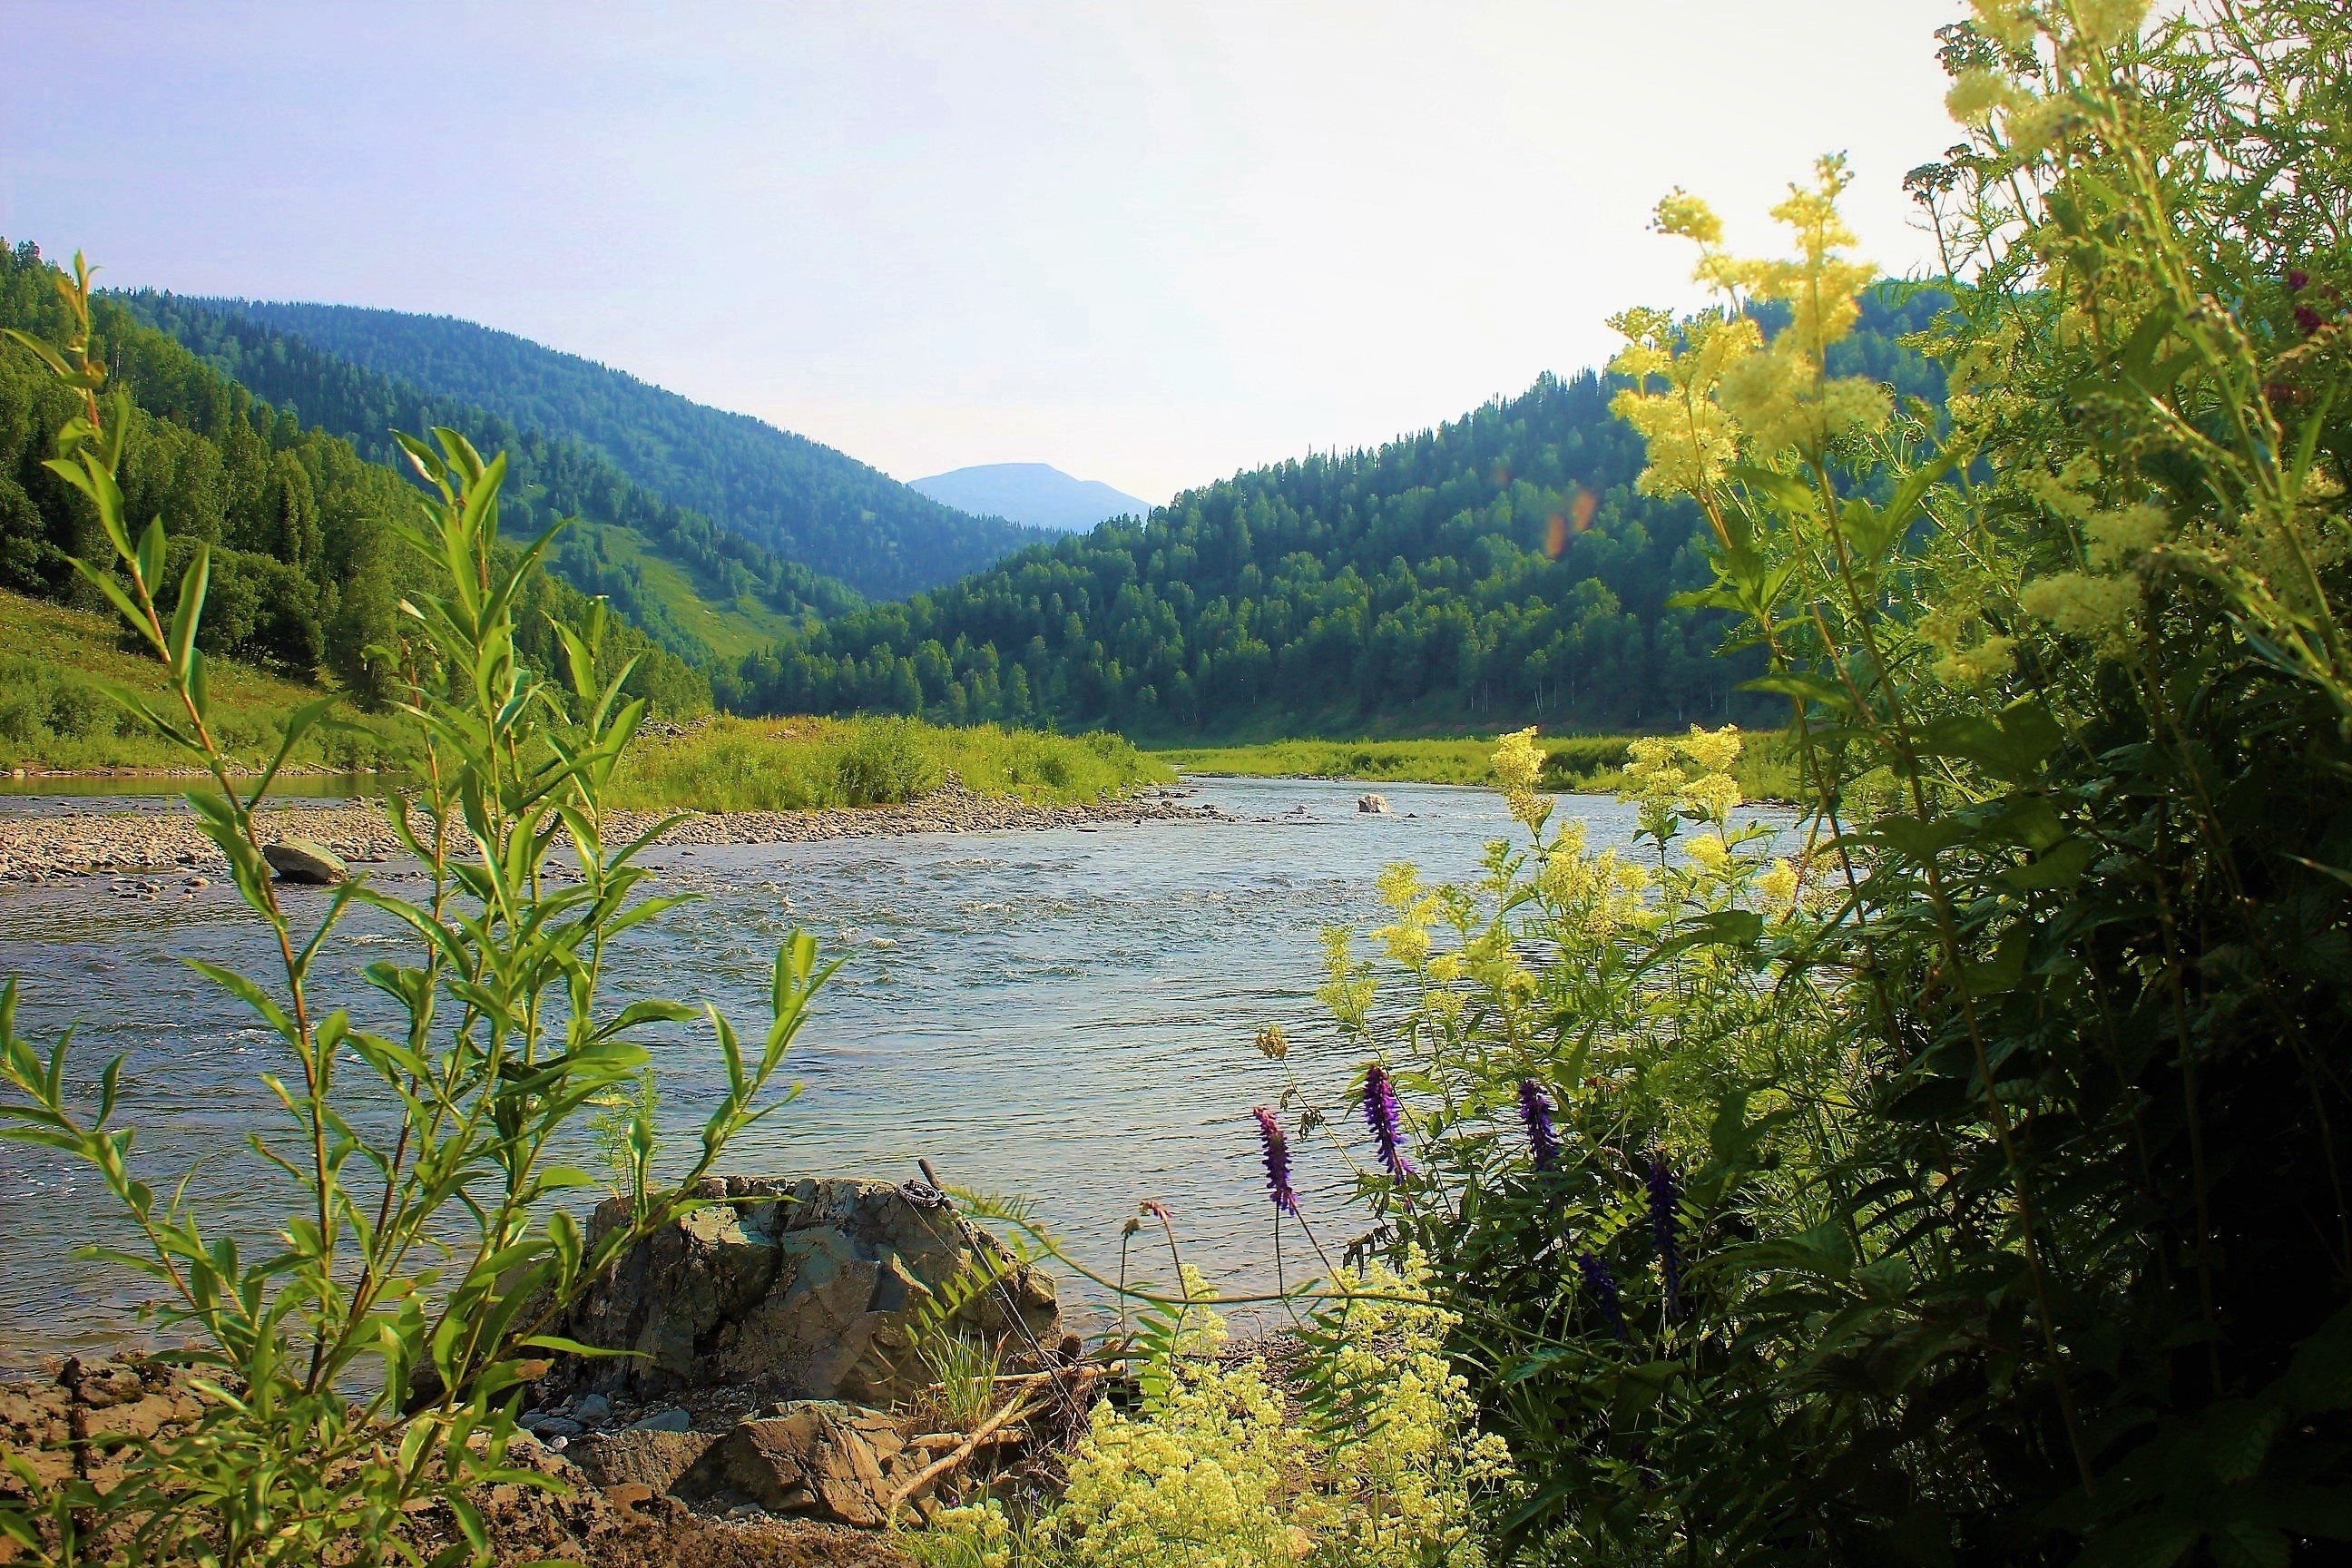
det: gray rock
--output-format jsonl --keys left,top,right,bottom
{"left": 720, "top": 1401, "right": 909, "bottom": 1526}
{"left": 572, "top": 1393, "right": 612, "bottom": 1426}
{"left": 524, "top": 1415, "right": 583, "bottom": 1438}
{"left": 568, "top": 1427, "right": 721, "bottom": 1494}
{"left": 536, "top": 1176, "right": 1059, "bottom": 1410}
{"left": 261, "top": 838, "right": 348, "bottom": 886}
{"left": 628, "top": 1407, "right": 692, "bottom": 1433}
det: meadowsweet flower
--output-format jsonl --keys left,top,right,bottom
{"left": 1681, "top": 723, "right": 1743, "bottom": 776}
{"left": 1518, "top": 1079, "right": 1561, "bottom": 1171}
{"left": 1757, "top": 857, "right": 1800, "bottom": 915}
{"left": 1578, "top": 1252, "right": 1631, "bottom": 1342}
{"left": 1686, "top": 835, "right": 1730, "bottom": 875}
{"left": 1252, "top": 1105, "right": 1298, "bottom": 1215}
{"left": 1681, "top": 772, "right": 1743, "bottom": 824}
{"left": 1935, "top": 634, "right": 2016, "bottom": 687}
{"left": 1361, "top": 1063, "right": 1415, "bottom": 1179}
{"left": 1493, "top": 725, "right": 1553, "bottom": 831}
{"left": 1318, "top": 927, "right": 1377, "bottom": 1031}
{"left": 2020, "top": 571, "right": 2139, "bottom": 646}
{"left": 1648, "top": 1161, "right": 1684, "bottom": 1319}
{"left": 2086, "top": 503, "right": 2168, "bottom": 568}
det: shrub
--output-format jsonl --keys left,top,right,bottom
{"left": 0, "top": 264, "right": 819, "bottom": 1567}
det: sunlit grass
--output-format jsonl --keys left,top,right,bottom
{"left": 607, "top": 713, "right": 1172, "bottom": 812}
{"left": 1154, "top": 730, "right": 1802, "bottom": 799}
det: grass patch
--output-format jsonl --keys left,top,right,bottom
{"left": 0, "top": 589, "right": 409, "bottom": 774}
{"left": 1157, "top": 730, "right": 1804, "bottom": 799}
{"left": 607, "top": 715, "right": 1173, "bottom": 813}
{"left": 580, "top": 521, "right": 808, "bottom": 663}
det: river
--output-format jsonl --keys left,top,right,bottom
{"left": 0, "top": 775, "right": 1655, "bottom": 1369}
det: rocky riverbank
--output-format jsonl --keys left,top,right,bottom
{"left": 0, "top": 782, "right": 1225, "bottom": 885}
{"left": 0, "top": 1178, "right": 1086, "bottom": 1566}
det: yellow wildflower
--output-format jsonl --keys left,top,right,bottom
{"left": 1680, "top": 723, "right": 1743, "bottom": 777}
{"left": 1491, "top": 726, "right": 1553, "bottom": 831}
{"left": 2085, "top": 503, "right": 2168, "bottom": 568}
{"left": 1935, "top": 634, "right": 2016, "bottom": 686}
{"left": 1686, "top": 835, "right": 1730, "bottom": 874}
{"left": 2020, "top": 571, "right": 2139, "bottom": 645}
{"left": 1757, "top": 857, "right": 1801, "bottom": 915}
{"left": 1681, "top": 772, "right": 1743, "bottom": 824}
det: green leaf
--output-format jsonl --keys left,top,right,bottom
{"left": 170, "top": 544, "right": 210, "bottom": 677}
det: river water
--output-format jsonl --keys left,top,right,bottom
{"left": 0, "top": 776, "right": 1652, "bottom": 1369}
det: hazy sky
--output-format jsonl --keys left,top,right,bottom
{"left": 4, "top": 2, "right": 1969, "bottom": 504}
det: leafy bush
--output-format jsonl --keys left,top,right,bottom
{"left": 1279, "top": 5, "right": 2352, "bottom": 1563}
{"left": 0, "top": 264, "right": 820, "bottom": 1567}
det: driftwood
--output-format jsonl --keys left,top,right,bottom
{"left": 886, "top": 1362, "right": 1111, "bottom": 1519}
{"left": 886, "top": 1396, "right": 1038, "bottom": 1519}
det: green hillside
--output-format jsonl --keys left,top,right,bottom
{"left": 723, "top": 292, "right": 1945, "bottom": 740}
{"left": 0, "top": 238, "right": 708, "bottom": 714}
{"left": 215, "top": 299, "right": 1049, "bottom": 601}
{"left": 120, "top": 292, "right": 858, "bottom": 665}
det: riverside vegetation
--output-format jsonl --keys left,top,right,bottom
{"left": 5, "top": 1, "right": 2352, "bottom": 1565}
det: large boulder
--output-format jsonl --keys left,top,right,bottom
{"left": 262, "top": 838, "right": 348, "bottom": 885}
{"left": 538, "top": 1177, "right": 1058, "bottom": 1411}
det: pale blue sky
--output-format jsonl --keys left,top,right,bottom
{"left": 3, "top": 2, "right": 1967, "bottom": 503}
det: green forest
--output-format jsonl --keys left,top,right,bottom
{"left": 0, "top": 239, "right": 709, "bottom": 713}
{"left": 219, "top": 299, "right": 1047, "bottom": 603}
{"left": 121, "top": 292, "right": 864, "bottom": 662}
{"left": 720, "top": 295, "right": 1944, "bottom": 738}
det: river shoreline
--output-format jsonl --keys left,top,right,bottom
{"left": 0, "top": 783, "right": 1225, "bottom": 884}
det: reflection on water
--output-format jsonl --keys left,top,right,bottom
{"left": 0, "top": 776, "right": 1669, "bottom": 1368}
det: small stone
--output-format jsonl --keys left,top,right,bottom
{"left": 628, "top": 1407, "right": 692, "bottom": 1433}
{"left": 573, "top": 1393, "right": 612, "bottom": 1425}
{"left": 526, "top": 1415, "right": 583, "bottom": 1439}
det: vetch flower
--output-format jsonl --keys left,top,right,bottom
{"left": 1361, "top": 1063, "right": 1415, "bottom": 1179}
{"left": 1252, "top": 1105, "right": 1299, "bottom": 1216}
{"left": 1648, "top": 1160, "right": 1684, "bottom": 1320}
{"left": 1518, "top": 1079, "right": 1561, "bottom": 1172}
{"left": 1578, "top": 1252, "right": 1631, "bottom": 1343}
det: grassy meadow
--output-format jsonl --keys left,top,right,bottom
{"left": 607, "top": 714, "right": 1171, "bottom": 812}
{"left": 0, "top": 589, "right": 410, "bottom": 774}
{"left": 1157, "top": 729, "right": 1802, "bottom": 799}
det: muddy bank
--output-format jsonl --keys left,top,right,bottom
{"left": 0, "top": 783, "right": 1225, "bottom": 885}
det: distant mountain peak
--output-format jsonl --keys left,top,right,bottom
{"left": 910, "top": 463, "right": 1149, "bottom": 534}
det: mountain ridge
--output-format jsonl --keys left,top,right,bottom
{"left": 910, "top": 463, "right": 1150, "bottom": 534}
{"left": 199, "top": 299, "right": 1050, "bottom": 602}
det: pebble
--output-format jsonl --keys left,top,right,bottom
{"left": 0, "top": 784, "right": 1225, "bottom": 886}
{"left": 627, "top": 1407, "right": 692, "bottom": 1433}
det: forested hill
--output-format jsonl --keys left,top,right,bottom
{"left": 210, "top": 301, "right": 1048, "bottom": 602}
{"left": 0, "top": 240, "right": 706, "bottom": 712}
{"left": 724, "top": 292, "right": 1945, "bottom": 738}
{"left": 122, "top": 292, "right": 862, "bottom": 663}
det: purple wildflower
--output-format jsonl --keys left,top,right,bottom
{"left": 2288, "top": 269, "right": 2310, "bottom": 293}
{"left": 1362, "top": 1064, "right": 1415, "bottom": 1179}
{"left": 1578, "top": 1251, "right": 1630, "bottom": 1342}
{"left": 1252, "top": 1105, "right": 1299, "bottom": 1216}
{"left": 1518, "top": 1079, "right": 1561, "bottom": 1172}
{"left": 1648, "top": 1160, "right": 1684, "bottom": 1320}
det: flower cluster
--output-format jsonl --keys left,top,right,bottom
{"left": 1621, "top": 725, "right": 1747, "bottom": 838}
{"left": 917, "top": 1258, "right": 1508, "bottom": 1568}
{"left": 1362, "top": 1063, "right": 1414, "bottom": 1180}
